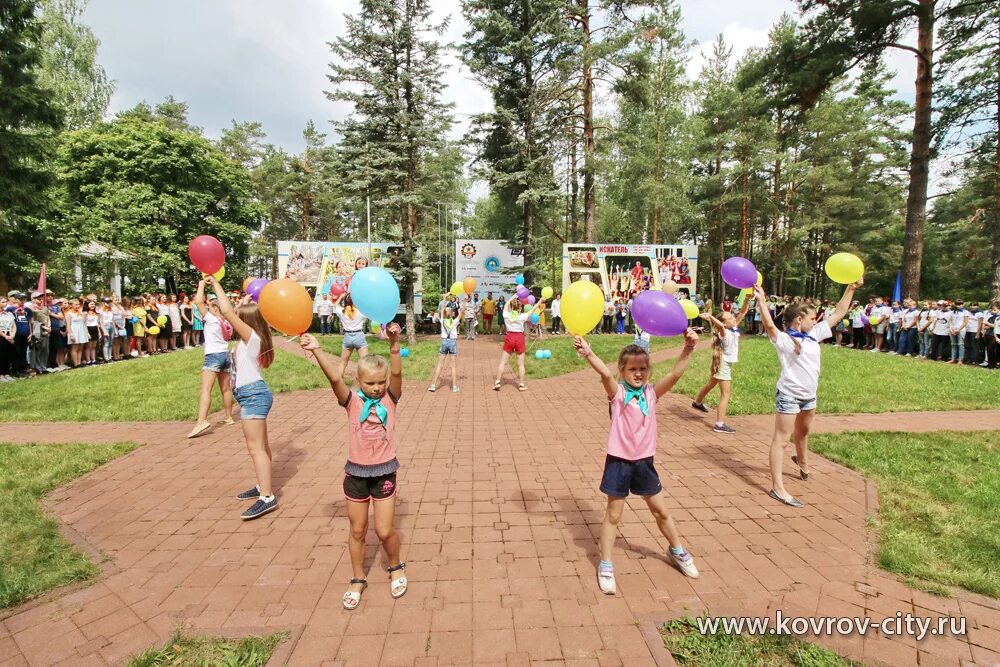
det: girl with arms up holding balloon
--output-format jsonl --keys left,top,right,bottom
{"left": 205, "top": 276, "right": 279, "bottom": 520}
{"left": 299, "top": 323, "right": 408, "bottom": 609}
{"left": 753, "top": 275, "right": 862, "bottom": 507}
{"left": 493, "top": 297, "right": 544, "bottom": 392}
{"left": 333, "top": 292, "right": 369, "bottom": 378}
{"left": 429, "top": 302, "right": 461, "bottom": 393}
{"left": 690, "top": 295, "right": 752, "bottom": 434}
{"left": 573, "top": 327, "right": 702, "bottom": 595}
{"left": 188, "top": 280, "right": 235, "bottom": 438}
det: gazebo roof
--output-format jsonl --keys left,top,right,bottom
{"left": 78, "top": 240, "right": 134, "bottom": 260}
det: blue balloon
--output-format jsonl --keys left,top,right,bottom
{"left": 400, "top": 348, "right": 410, "bottom": 357}
{"left": 129, "top": 316, "right": 138, "bottom": 323}
{"left": 348, "top": 267, "right": 400, "bottom": 324}
{"left": 543, "top": 350, "right": 552, "bottom": 359}
{"left": 530, "top": 313, "right": 540, "bottom": 324}
{"left": 535, "top": 350, "right": 544, "bottom": 359}
{"left": 515, "top": 274, "right": 525, "bottom": 285}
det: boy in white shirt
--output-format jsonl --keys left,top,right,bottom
{"left": 965, "top": 302, "right": 983, "bottom": 364}
{"left": 317, "top": 293, "right": 334, "bottom": 335}
{"left": 948, "top": 299, "right": 969, "bottom": 364}
{"left": 930, "top": 301, "right": 952, "bottom": 361}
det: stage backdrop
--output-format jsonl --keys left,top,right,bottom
{"left": 277, "top": 241, "right": 422, "bottom": 314}
{"left": 454, "top": 239, "right": 524, "bottom": 299}
{"left": 562, "top": 243, "right": 698, "bottom": 299}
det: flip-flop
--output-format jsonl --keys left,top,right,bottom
{"left": 768, "top": 489, "right": 803, "bottom": 508}
{"left": 791, "top": 455, "right": 809, "bottom": 480}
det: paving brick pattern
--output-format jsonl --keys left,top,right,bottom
{"left": 2, "top": 337, "right": 1000, "bottom": 666}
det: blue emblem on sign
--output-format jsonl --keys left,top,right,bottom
{"left": 484, "top": 256, "right": 501, "bottom": 272}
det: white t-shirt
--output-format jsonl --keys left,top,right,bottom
{"left": 504, "top": 308, "right": 530, "bottom": 333}
{"left": 966, "top": 311, "right": 983, "bottom": 334}
{"left": 604, "top": 301, "right": 615, "bottom": 316}
{"left": 994, "top": 316, "right": 1000, "bottom": 336}
{"left": 168, "top": 303, "right": 182, "bottom": 327}
{"left": 918, "top": 309, "right": 931, "bottom": 329}
{"left": 551, "top": 299, "right": 560, "bottom": 317}
{"left": 902, "top": 308, "right": 919, "bottom": 328}
{"left": 721, "top": 328, "right": 740, "bottom": 364}
{"left": 463, "top": 300, "right": 479, "bottom": 319}
{"left": 950, "top": 309, "right": 969, "bottom": 333}
{"left": 932, "top": 310, "right": 952, "bottom": 336}
{"left": 233, "top": 331, "right": 263, "bottom": 388}
{"left": 439, "top": 317, "right": 459, "bottom": 340}
{"left": 851, "top": 310, "right": 865, "bottom": 328}
{"left": 203, "top": 311, "right": 229, "bottom": 354}
{"left": 888, "top": 308, "right": 901, "bottom": 325}
{"left": 773, "top": 321, "right": 832, "bottom": 400}
{"left": 334, "top": 304, "right": 366, "bottom": 332}
{"left": 316, "top": 299, "right": 333, "bottom": 317}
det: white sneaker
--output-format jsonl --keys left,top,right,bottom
{"left": 428, "top": 384, "right": 437, "bottom": 392}
{"left": 452, "top": 386, "right": 460, "bottom": 393}
{"left": 670, "top": 549, "right": 700, "bottom": 578}
{"left": 597, "top": 563, "right": 616, "bottom": 595}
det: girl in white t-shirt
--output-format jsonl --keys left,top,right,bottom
{"left": 206, "top": 276, "right": 278, "bottom": 520}
{"left": 334, "top": 293, "right": 368, "bottom": 378}
{"left": 188, "top": 280, "right": 235, "bottom": 439}
{"left": 428, "top": 304, "right": 460, "bottom": 393}
{"left": 691, "top": 295, "right": 752, "bottom": 434}
{"left": 754, "top": 278, "right": 862, "bottom": 508}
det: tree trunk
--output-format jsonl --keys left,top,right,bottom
{"left": 740, "top": 162, "right": 749, "bottom": 257}
{"left": 570, "top": 139, "right": 579, "bottom": 242}
{"left": 524, "top": 197, "right": 535, "bottom": 285}
{"left": 580, "top": 0, "right": 596, "bottom": 242}
{"left": 992, "top": 23, "right": 1000, "bottom": 301}
{"left": 901, "top": 0, "right": 934, "bottom": 300}
{"left": 653, "top": 55, "right": 663, "bottom": 244}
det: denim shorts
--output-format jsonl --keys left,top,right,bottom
{"left": 203, "top": 351, "right": 231, "bottom": 373}
{"left": 600, "top": 455, "right": 662, "bottom": 498}
{"left": 713, "top": 360, "right": 733, "bottom": 381}
{"left": 633, "top": 338, "right": 650, "bottom": 353}
{"left": 775, "top": 389, "right": 816, "bottom": 414}
{"left": 439, "top": 338, "right": 457, "bottom": 355}
{"left": 343, "top": 331, "right": 367, "bottom": 351}
{"left": 233, "top": 380, "right": 273, "bottom": 420}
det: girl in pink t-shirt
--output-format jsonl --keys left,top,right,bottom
{"left": 573, "top": 331, "right": 701, "bottom": 596}
{"left": 301, "top": 324, "right": 408, "bottom": 610}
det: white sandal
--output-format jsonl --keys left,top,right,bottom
{"left": 388, "top": 563, "right": 407, "bottom": 599}
{"left": 342, "top": 578, "right": 367, "bottom": 610}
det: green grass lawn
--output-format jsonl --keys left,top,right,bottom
{"left": 662, "top": 616, "right": 862, "bottom": 666}
{"left": 0, "top": 347, "right": 326, "bottom": 422}
{"left": 317, "top": 332, "right": 683, "bottom": 382}
{"left": 127, "top": 630, "right": 287, "bottom": 667}
{"left": 811, "top": 430, "right": 1000, "bottom": 598}
{"left": 670, "top": 337, "right": 1000, "bottom": 415}
{"left": 0, "top": 441, "right": 136, "bottom": 609}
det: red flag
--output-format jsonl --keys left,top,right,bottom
{"left": 37, "top": 264, "right": 46, "bottom": 300}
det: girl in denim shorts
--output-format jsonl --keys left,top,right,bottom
{"left": 753, "top": 278, "right": 862, "bottom": 508}
{"left": 428, "top": 304, "right": 460, "bottom": 392}
{"left": 573, "top": 331, "right": 701, "bottom": 596}
{"left": 333, "top": 293, "right": 368, "bottom": 377}
{"left": 206, "top": 276, "right": 278, "bottom": 520}
{"left": 691, "top": 295, "right": 752, "bottom": 434}
{"left": 300, "top": 324, "right": 408, "bottom": 610}
{"left": 188, "top": 283, "right": 235, "bottom": 438}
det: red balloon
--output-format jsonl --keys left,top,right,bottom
{"left": 188, "top": 235, "right": 225, "bottom": 275}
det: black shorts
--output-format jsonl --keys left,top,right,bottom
{"left": 344, "top": 472, "right": 398, "bottom": 502}
{"left": 600, "top": 455, "right": 662, "bottom": 498}
{"left": 87, "top": 326, "right": 99, "bottom": 340}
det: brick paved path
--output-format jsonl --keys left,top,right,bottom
{"left": 2, "top": 337, "right": 999, "bottom": 667}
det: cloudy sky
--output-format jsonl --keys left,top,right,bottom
{"left": 82, "top": 0, "right": 918, "bottom": 161}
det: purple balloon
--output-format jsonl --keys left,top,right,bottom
{"left": 527, "top": 295, "right": 536, "bottom": 305}
{"left": 721, "top": 257, "right": 757, "bottom": 289}
{"left": 516, "top": 285, "right": 530, "bottom": 299}
{"left": 630, "top": 290, "right": 688, "bottom": 337}
{"left": 247, "top": 278, "right": 269, "bottom": 302}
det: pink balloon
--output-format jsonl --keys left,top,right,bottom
{"left": 630, "top": 290, "right": 688, "bottom": 336}
{"left": 329, "top": 283, "right": 346, "bottom": 297}
{"left": 188, "top": 235, "right": 225, "bottom": 274}
{"left": 721, "top": 257, "right": 757, "bottom": 289}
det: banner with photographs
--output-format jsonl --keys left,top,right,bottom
{"left": 454, "top": 239, "right": 524, "bottom": 299}
{"left": 277, "top": 241, "right": 422, "bottom": 314}
{"left": 562, "top": 243, "right": 698, "bottom": 300}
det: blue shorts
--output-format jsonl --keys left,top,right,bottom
{"left": 775, "top": 389, "right": 817, "bottom": 414}
{"left": 233, "top": 380, "right": 273, "bottom": 420}
{"left": 203, "top": 352, "right": 231, "bottom": 373}
{"left": 343, "top": 331, "right": 367, "bottom": 351}
{"left": 600, "top": 455, "right": 662, "bottom": 498}
{"left": 439, "top": 338, "right": 457, "bottom": 355}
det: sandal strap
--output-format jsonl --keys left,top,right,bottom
{"left": 349, "top": 578, "right": 367, "bottom": 585}
{"left": 387, "top": 562, "right": 406, "bottom": 573}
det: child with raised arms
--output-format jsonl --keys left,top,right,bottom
{"left": 690, "top": 294, "right": 752, "bottom": 433}
{"left": 753, "top": 278, "right": 862, "bottom": 507}
{"left": 573, "top": 328, "right": 701, "bottom": 595}
{"left": 300, "top": 324, "right": 408, "bottom": 609}
{"left": 429, "top": 302, "right": 460, "bottom": 393}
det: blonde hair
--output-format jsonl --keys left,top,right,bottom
{"left": 235, "top": 302, "right": 274, "bottom": 368}
{"left": 357, "top": 354, "right": 389, "bottom": 379}
{"left": 616, "top": 344, "right": 650, "bottom": 375}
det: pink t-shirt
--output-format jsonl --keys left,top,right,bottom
{"left": 343, "top": 390, "right": 398, "bottom": 466}
{"left": 607, "top": 383, "right": 658, "bottom": 460}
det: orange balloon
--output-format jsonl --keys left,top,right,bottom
{"left": 242, "top": 277, "right": 254, "bottom": 292}
{"left": 463, "top": 277, "right": 477, "bottom": 294}
{"left": 258, "top": 278, "right": 314, "bottom": 335}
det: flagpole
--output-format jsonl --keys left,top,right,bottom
{"left": 366, "top": 195, "right": 372, "bottom": 260}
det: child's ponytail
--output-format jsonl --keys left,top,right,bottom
{"left": 710, "top": 331, "right": 723, "bottom": 377}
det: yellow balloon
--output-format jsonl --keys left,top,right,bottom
{"left": 371, "top": 320, "right": 382, "bottom": 334}
{"left": 561, "top": 280, "right": 604, "bottom": 335}
{"left": 450, "top": 281, "right": 464, "bottom": 296}
{"left": 541, "top": 286, "right": 554, "bottom": 300}
{"left": 825, "top": 253, "right": 864, "bottom": 284}
{"left": 156, "top": 315, "right": 167, "bottom": 326}
{"left": 756, "top": 271, "right": 763, "bottom": 286}
{"left": 147, "top": 325, "right": 160, "bottom": 335}
{"left": 868, "top": 316, "right": 881, "bottom": 326}
{"left": 661, "top": 280, "right": 678, "bottom": 295}
{"left": 679, "top": 299, "right": 700, "bottom": 320}
{"left": 203, "top": 266, "right": 225, "bottom": 281}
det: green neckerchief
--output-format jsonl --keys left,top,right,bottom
{"left": 621, "top": 382, "right": 649, "bottom": 416}
{"left": 357, "top": 389, "right": 387, "bottom": 425}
